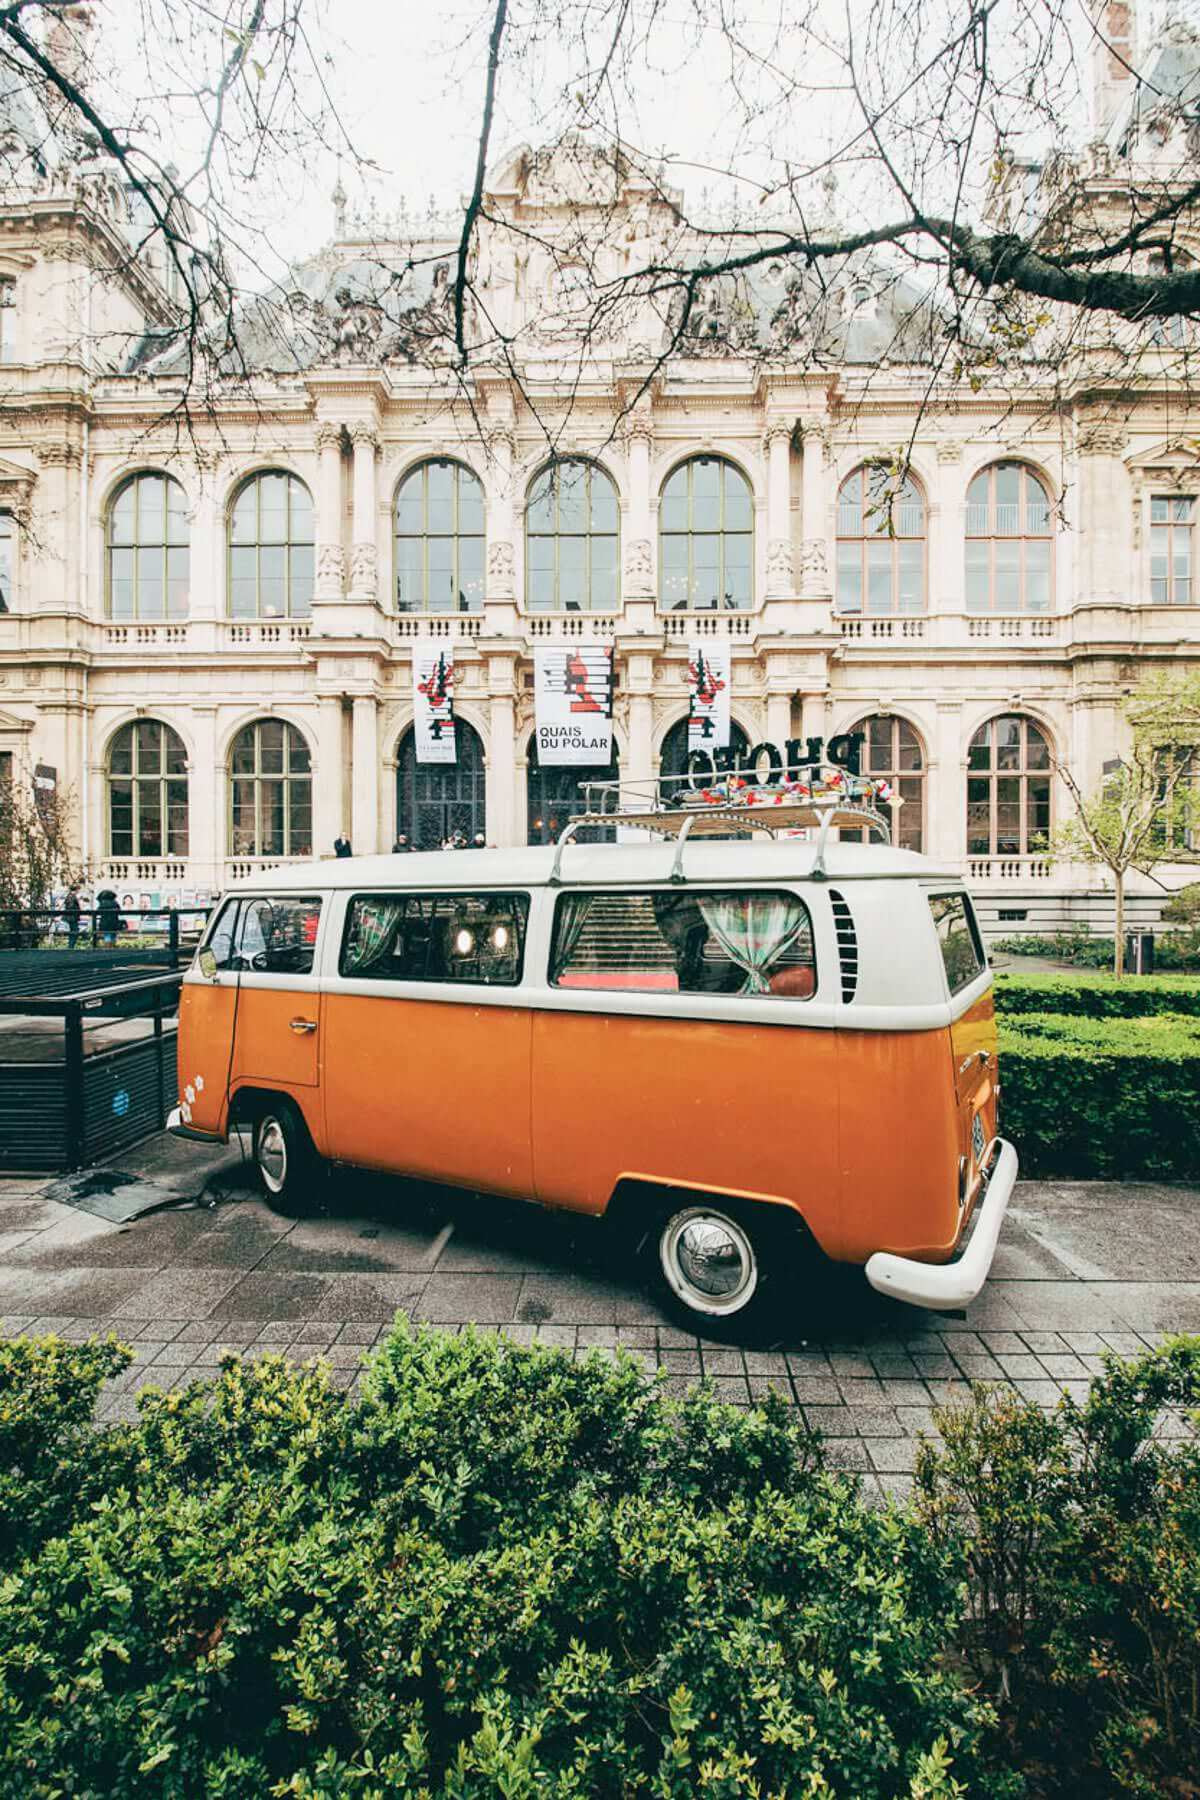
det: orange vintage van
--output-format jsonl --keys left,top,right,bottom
{"left": 170, "top": 787, "right": 1016, "bottom": 1329}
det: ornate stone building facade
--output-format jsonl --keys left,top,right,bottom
{"left": 0, "top": 19, "right": 1197, "bottom": 934}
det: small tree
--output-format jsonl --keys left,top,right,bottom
{"left": 1054, "top": 734, "right": 1199, "bottom": 978}
{"left": 0, "top": 767, "right": 83, "bottom": 939}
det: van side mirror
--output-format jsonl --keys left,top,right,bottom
{"left": 198, "top": 947, "right": 218, "bottom": 981}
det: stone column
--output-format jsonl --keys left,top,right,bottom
{"left": 1076, "top": 431, "right": 1130, "bottom": 607}
{"left": 623, "top": 417, "right": 655, "bottom": 601}
{"left": 931, "top": 701, "right": 966, "bottom": 866}
{"left": 314, "top": 694, "right": 344, "bottom": 854}
{"left": 932, "top": 441, "right": 964, "bottom": 612}
{"left": 189, "top": 706, "right": 219, "bottom": 889}
{"left": 35, "top": 443, "right": 78, "bottom": 610}
{"left": 763, "top": 422, "right": 794, "bottom": 596}
{"left": 486, "top": 652, "right": 519, "bottom": 845}
{"left": 625, "top": 647, "right": 656, "bottom": 793}
{"left": 484, "top": 428, "right": 516, "bottom": 612}
{"left": 798, "top": 424, "right": 830, "bottom": 597}
{"left": 348, "top": 425, "right": 379, "bottom": 601}
{"left": 315, "top": 423, "right": 345, "bottom": 598}
{"left": 351, "top": 694, "right": 378, "bottom": 854}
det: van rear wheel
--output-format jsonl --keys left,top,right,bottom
{"left": 253, "top": 1100, "right": 323, "bottom": 1218}
{"left": 650, "top": 1197, "right": 787, "bottom": 1338}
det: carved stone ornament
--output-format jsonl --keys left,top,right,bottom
{"left": 315, "top": 422, "right": 343, "bottom": 452}
{"left": 487, "top": 539, "right": 515, "bottom": 593}
{"left": 623, "top": 538, "right": 654, "bottom": 594}
{"left": 765, "top": 538, "right": 795, "bottom": 592}
{"left": 936, "top": 440, "right": 962, "bottom": 464}
{"left": 36, "top": 441, "right": 81, "bottom": 468}
{"left": 316, "top": 543, "right": 345, "bottom": 595}
{"left": 349, "top": 541, "right": 377, "bottom": 592}
{"left": 349, "top": 423, "right": 379, "bottom": 453}
{"left": 329, "top": 289, "right": 384, "bottom": 365}
{"left": 798, "top": 538, "right": 828, "bottom": 585}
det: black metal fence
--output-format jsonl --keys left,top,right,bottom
{"left": 0, "top": 905, "right": 211, "bottom": 1172}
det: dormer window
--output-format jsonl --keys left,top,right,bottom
{"left": 0, "top": 277, "right": 15, "bottom": 362}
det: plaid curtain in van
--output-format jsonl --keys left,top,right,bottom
{"left": 696, "top": 894, "right": 808, "bottom": 994}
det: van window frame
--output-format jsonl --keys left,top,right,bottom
{"left": 928, "top": 889, "right": 987, "bottom": 996}
{"left": 338, "top": 889, "right": 532, "bottom": 988}
{"left": 547, "top": 884, "right": 819, "bottom": 1001}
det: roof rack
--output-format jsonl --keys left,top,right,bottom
{"left": 548, "top": 763, "right": 894, "bottom": 885}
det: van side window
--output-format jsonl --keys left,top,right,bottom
{"left": 550, "top": 890, "right": 816, "bottom": 998}
{"left": 929, "top": 892, "right": 985, "bottom": 994}
{"left": 203, "top": 898, "right": 240, "bottom": 970}
{"left": 233, "top": 896, "right": 322, "bottom": 975}
{"left": 340, "top": 892, "right": 529, "bottom": 986}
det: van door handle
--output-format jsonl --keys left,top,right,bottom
{"left": 960, "top": 1049, "right": 991, "bottom": 1075}
{"left": 289, "top": 1017, "right": 318, "bottom": 1034}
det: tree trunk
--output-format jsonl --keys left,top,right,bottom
{"left": 1113, "top": 869, "right": 1126, "bottom": 978}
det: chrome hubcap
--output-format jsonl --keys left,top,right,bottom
{"left": 660, "top": 1207, "right": 758, "bottom": 1317}
{"left": 258, "top": 1117, "right": 287, "bottom": 1194}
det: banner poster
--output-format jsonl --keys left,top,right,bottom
{"left": 687, "top": 642, "right": 731, "bottom": 753}
{"left": 412, "top": 642, "right": 456, "bottom": 764}
{"left": 534, "top": 645, "right": 614, "bottom": 766}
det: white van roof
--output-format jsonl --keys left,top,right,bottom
{"left": 225, "top": 840, "right": 961, "bottom": 892}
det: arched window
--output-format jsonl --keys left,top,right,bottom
{"left": 836, "top": 464, "right": 926, "bottom": 614}
{"left": 107, "top": 473, "right": 190, "bottom": 620}
{"left": 0, "top": 512, "right": 13, "bottom": 613}
{"left": 396, "top": 721, "right": 486, "bottom": 849}
{"left": 965, "top": 463, "right": 1053, "bottom": 613}
{"left": 845, "top": 715, "right": 925, "bottom": 852}
{"left": 967, "top": 715, "right": 1051, "bottom": 858}
{"left": 526, "top": 459, "right": 618, "bottom": 613}
{"left": 394, "top": 459, "right": 484, "bottom": 614}
{"left": 658, "top": 717, "right": 750, "bottom": 785}
{"left": 659, "top": 456, "right": 753, "bottom": 612}
{"left": 108, "top": 721, "right": 188, "bottom": 859}
{"left": 229, "top": 720, "right": 312, "bottom": 858}
{"left": 228, "top": 472, "right": 314, "bottom": 619}
{"left": 527, "top": 735, "right": 619, "bottom": 844}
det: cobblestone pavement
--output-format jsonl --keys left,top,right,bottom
{"left": 2, "top": 1148, "right": 1198, "bottom": 1504}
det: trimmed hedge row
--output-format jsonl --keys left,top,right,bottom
{"left": 999, "top": 1011, "right": 1200, "bottom": 1179}
{"left": 3, "top": 1328, "right": 1200, "bottom": 1798}
{"left": 995, "top": 969, "right": 1200, "bottom": 1019}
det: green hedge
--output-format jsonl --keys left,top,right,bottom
{"left": 4, "top": 1328, "right": 1200, "bottom": 1798}
{"left": 995, "top": 969, "right": 1200, "bottom": 1019}
{"left": 999, "top": 1011, "right": 1200, "bottom": 1179}
{"left": 993, "top": 929, "right": 1200, "bottom": 972}
{"left": 0, "top": 1325, "right": 1002, "bottom": 1799}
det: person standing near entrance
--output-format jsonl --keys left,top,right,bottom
{"left": 96, "top": 888, "right": 120, "bottom": 946}
{"left": 392, "top": 834, "right": 412, "bottom": 853}
{"left": 63, "top": 885, "right": 81, "bottom": 950}
{"left": 333, "top": 835, "right": 352, "bottom": 859}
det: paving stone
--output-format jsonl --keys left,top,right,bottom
{"left": 702, "top": 1349, "right": 745, "bottom": 1376}
{"left": 1040, "top": 1354, "right": 1090, "bottom": 1379}
{"left": 150, "top": 1343, "right": 198, "bottom": 1367}
{"left": 951, "top": 1354, "right": 1004, "bottom": 1379}
{"left": 535, "top": 1325, "right": 576, "bottom": 1348}
{"left": 802, "top": 1405, "right": 856, "bottom": 1436}
{"left": 748, "top": 1376, "right": 794, "bottom": 1402}
{"left": 876, "top": 1473, "right": 916, "bottom": 1504}
{"left": 866, "top": 1437, "right": 919, "bottom": 1474}
{"left": 1019, "top": 1331, "right": 1068, "bottom": 1353}
{"left": 112, "top": 1269, "right": 245, "bottom": 1320}
{"left": 336, "top": 1324, "right": 382, "bottom": 1346}
{"left": 659, "top": 1349, "right": 702, "bottom": 1374}
{"left": 877, "top": 1379, "right": 931, "bottom": 1406}
{"left": 995, "top": 1353, "right": 1044, "bottom": 1379}
{"left": 501, "top": 1324, "right": 539, "bottom": 1346}
{"left": 174, "top": 1321, "right": 217, "bottom": 1344}
{"left": 828, "top": 1353, "right": 876, "bottom": 1377}
{"left": 1098, "top": 1332, "right": 1144, "bottom": 1356}
{"left": 979, "top": 1332, "right": 1026, "bottom": 1354}
{"left": 209, "top": 1273, "right": 331, "bottom": 1321}
{"left": 616, "top": 1326, "right": 657, "bottom": 1347}
{"left": 791, "top": 1377, "right": 841, "bottom": 1405}
{"left": 659, "top": 1374, "right": 693, "bottom": 1398}
{"left": 912, "top": 1353, "right": 958, "bottom": 1378}
{"left": 744, "top": 1351, "right": 789, "bottom": 1376}
{"left": 1014, "top": 1379, "right": 1063, "bottom": 1405}
{"left": 837, "top": 1378, "right": 887, "bottom": 1406}
{"left": 0, "top": 1315, "right": 35, "bottom": 1336}
{"left": 847, "top": 1406, "right": 904, "bottom": 1438}
{"left": 311, "top": 1276, "right": 425, "bottom": 1324}
{"left": 578, "top": 1325, "right": 619, "bottom": 1347}
{"left": 656, "top": 1326, "right": 699, "bottom": 1349}
{"left": 258, "top": 1320, "right": 300, "bottom": 1342}
{"left": 710, "top": 1376, "right": 750, "bottom": 1406}
{"left": 822, "top": 1438, "right": 872, "bottom": 1471}
{"left": 293, "top": 1323, "right": 340, "bottom": 1347}
{"left": 1061, "top": 1331, "right": 1107, "bottom": 1353}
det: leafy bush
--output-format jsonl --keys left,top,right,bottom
{"left": 0, "top": 1325, "right": 1005, "bottom": 1799}
{"left": 995, "top": 969, "right": 1200, "bottom": 1019}
{"left": 998, "top": 1011, "right": 1200, "bottom": 1179}
{"left": 916, "top": 1337, "right": 1200, "bottom": 1798}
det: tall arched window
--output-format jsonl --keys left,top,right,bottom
{"left": 108, "top": 473, "right": 190, "bottom": 620}
{"left": 526, "top": 459, "right": 618, "bottom": 612}
{"left": 836, "top": 464, "right": 926, "bottom": 614}
{"left": 967, "top": 715, "right": 1051, "bottom": 858}
{"left": 845, "top": 715, "right": 925, "bottom": 852}
{"left": 965, "top": 463, "right": 1053, "bottom": 613}
{"left": 108, "top": 721, "right": 188, "bottom": 859}
{"left": 659, "top": 456, "right": 753, "bottom": 611}
{"left": 396, "top": 722, "right": 486, "bottom": 849}
{"left": 229, "top": 720, "right": 313, "bottom": 858}
{"left": 394, "top": 459, "right": 485, "bottom": 614}
{"left": 229, "top": 472, "right": 314, "bottom": 619}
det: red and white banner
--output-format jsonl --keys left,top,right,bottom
{"left": 687, "top": 642, "right": 731, "bottom": 752}
{"left": 412, "top": 643, "right": 456, "bottom": 763}
{"left": 533, "top": 645, "right": 614, "bottom": 766}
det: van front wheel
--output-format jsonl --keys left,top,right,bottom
{"left": 654, "top": 1199, "right": 779, "bottom": 1335}
{"left": 253, "top": 1101, "right": 322, "bottom": 1218}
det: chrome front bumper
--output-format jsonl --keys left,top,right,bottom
{"left": 166, "top": 1104, "right": 225, "bottom": 1146}
{"left": 864, "top": 1138, "right": 1018, "bottom": 1311}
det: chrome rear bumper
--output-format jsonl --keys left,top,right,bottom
{"left": 864, "top": 1138, "right": 1017, "bottom": 1311}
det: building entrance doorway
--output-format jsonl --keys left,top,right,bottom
{"left": 396, "top": 722, "right": 486, "bottom": 848}
{"left": 526, "top": 738, "right": 619, "bottom": 844}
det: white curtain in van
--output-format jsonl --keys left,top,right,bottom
{"left": 697, "top": 893, "right": 808, "bottom": 994}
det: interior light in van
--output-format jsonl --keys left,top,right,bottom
{"left": 454, "top": 928, "right": 475, "bottom": 956}
{"left": 492, "top": 925, "right": 510, "bottom": 952}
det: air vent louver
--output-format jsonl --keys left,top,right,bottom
{"left": 828, "top": 888, "right": 858, "bottom": 1003}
